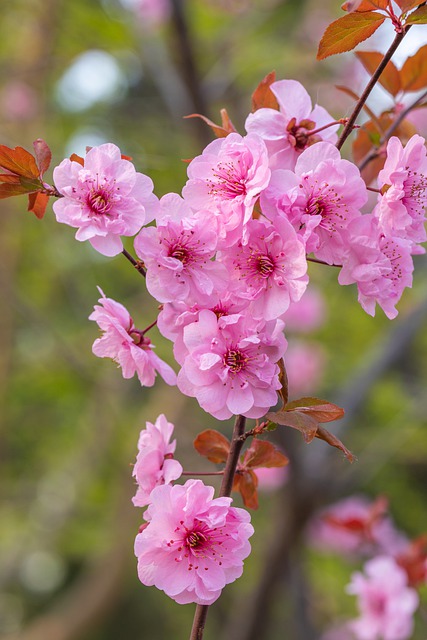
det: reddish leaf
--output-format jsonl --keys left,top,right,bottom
{"left": 33, "top": 139, "right": 52, "bottom": 177}
{"left": 355, "top": 51, "right": 401, "bottom": 96}
{"left": 242, "top": 440, "right": 289, "bottom": 469}
{"left": 0, "top": 183, "right": 34, "bottom": 199}
{"left": 251, "top": 71, "right": 279, "bottom": 112}
{"left": 235, "top": 470, "right": 259, "bottom": 509}
{"left": 277, "top": 357, "right": 289, "bottom": 408}
{"left": 405, "top": 5, "right": 427, "bottom": 24}
{"left": 396, "top": 0, "right": 425, "bottom": 12}
{"left": 342, "top": 0, "right": 388, "bottom": 10}
{"left": 284, "top": 397, "right": 345, "bottom": 423}
{"left": 193, "top": 429, "right": 230, "bottom": 463}
{"left": 266, "top": 409, "right": 318, "bottom": 443}
{"left": 317, "top": 12, "right": 386, "bottom": 60}
{"left": 401, "top": 45, "right": 427, "bottom": 91}
{"left": 0, "top": 174, "right": 21, "bottom": 184}
{"left": 70, "top": 153, "right": 85, "bottom": 166}
{"left": 316, "top": 425, "right": 356, "bottom": 462}
{"left": 184, "top": 113, "right": 231, "bottom": 138}
{"left": 0, "top": 145, "right": 39, "bottom": 179}
{"left": 396, "top": 535, "right": 427, "bottom": 587}
{"left": 121, "top": 154, "right": 133, "bottom": 161}
{"left": 28, "top": 191, "right": 50, "bottom": 219}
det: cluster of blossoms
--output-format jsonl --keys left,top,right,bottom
{"left": 50, "top": 77, "right": 427, "bottom": 616}
{"left": 53, "top": 79, "right": 427, "bottom": 426}
{"left": 309, "top": 496, "right": 426, "bottom": 639}
{"left": 131, "top": 414, "right": 254, "bottom": 605}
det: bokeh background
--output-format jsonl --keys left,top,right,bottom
{"left": 1, "top": 1, "right": 427, "bottom": 638}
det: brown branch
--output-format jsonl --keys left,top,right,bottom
{"left": 190, "top": 415, "right": 246, "bottom": 640}
{"left": 358, "top": 88, "right": 427, "bottom": 172}
{"left": 121, "top": 248, "right": 146, "bottom": 277}
{"left": 337, "top": 27, "right": 411, "bottom": 151}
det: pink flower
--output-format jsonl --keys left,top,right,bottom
{"left": 132, "top": 414, "right": 182, "bottom": 507}
{"left": 307, "top": 496, "right": 407, "bottom": 558}
{"left": 89, "top": 289, "right": 176, "bottom": 387}
{"left": 134, "top": 479, "right": 254, "bottom": 605}
{"left": 177, "top": 310, "right": 287, "bottom": 420}
{"left": 261, "top": 142, "right": 368, "bottom": 265}
{"left": 282, "top": 287, "right": 327, "bottom": 333}
{"left": 219, "top": 217, "right": 308, "bottom": 321}
{"left": 285, "top": 340, "right": 326, "bottom": 396}
{"left": 53, "top": 143, "right": 159, "bottom": 256}
{"left": 374, "top": 135, "right": 427, "bottom": 254}
{"left": 182, "top": 133, "right": 271, "bottom": 246}
{"left": 134, "top": 193, "right": 228, "bottom": 305}
{"left": 254, "top": 466, "right": 288, "bottom": 491}
{"left": 245, "top": 79, "right": 338, "bottom": 170}
{"left": 347, "top": 556, "right": 419, "bottom": 640}
{"left": 338, "top": 215, "right": 413, "bottom": 320}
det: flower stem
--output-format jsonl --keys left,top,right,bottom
{"left": 336, "top": 28, "right": 410, "bottom": 151}
{"left": 189, "top": 415, "right": 247, "bottom": 640}
{"left": 307, "top": 256, "right": 342, "bottom": 268}
{"left": 121, "top": 248, "right": 146, "bottom": 277}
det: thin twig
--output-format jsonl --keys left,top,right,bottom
{"left": 336, "top": 28, "right": 410, "bottom": 151}
{"left": 189, "top": 415, "right": 247, "bottom": 640}
{"left": 358, "top": 88, "right": 427, "bottom": 172}
{"left": 121, "top": 248, "right": 146, "bottom": 277}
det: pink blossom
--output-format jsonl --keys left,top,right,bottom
{"left": 307, "top": 496, "right": 407, "bottom": 558}
{"left": 338, "top": 215, "right": 413, "bottom": 319}
{"left": 261, "top": 142, "right": 368, "bottom": 264}
{"left": 254, "top": 466, "right": 288, "bottom": 491}
{"left": 134, "top": 479, "right": 254, "bottom": 605}
{"left": 245, "top": 79, "right": 338, "bottom": 170}
{"left": 134, "top": 193, "right": 228, "bottom": 305}
{"left": 285, "top": 341, "right": 326, "bottom": 396}
{"left": 219, "top": 217, "right": 308, "bottom": 321}
{"left": 157, "top": 294, "right": 249, "bottom": 366}
{"left": 282, "top": 287, "right": 327, "bottom": 333}
{"left": 374, "top": 135, "right": 427, "bottom": 254}
{"left": 89, "top": 289, "right": 176, "bottom": 387}
{"left": 132, "top": 414, "right": 182, "bottom": 507}
{"left": 182, "top": 133, "right": 271, "bottom": 246}
{"left": 347, "top": 556, "right": 419, "bottom": 640}
{"left": 53, "top": 143, "right": 159, "bottom": 256}
{"left": 177, "top": 310, "right": 287, "bottom": 420}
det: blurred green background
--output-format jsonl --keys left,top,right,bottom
{"left": 1, "top": 1, "right": 427, "bottom": 638}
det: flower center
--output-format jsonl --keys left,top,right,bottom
{"left": 305, "top": 197, "right": 325, "bottom": 217}
{"left": 87, "top": 189, "right": 113, "bottom": 215}
{"left": 186, "top": 531, "right": 208, "bottom": 548}
{"left": 209, "top": 161, "right": 247, "bottom": 199}
{"left": 287, "top": 117, "right": 318, "bottom": 151}
{"left": 255, "top": 254, "right": 275, "bottom": 278}
{"left": 224, "top": 349, "right": 247, "bottom": 373}
{"left": 169, "top": 246, "right": 190, "bottom": 263}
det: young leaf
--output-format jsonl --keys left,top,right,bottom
{"left": 277, "top": 357, "right": 289, "bottom": 408}
{"left": 266, "top": 409, "right": 318, "bottom": 443}
{"left": 401, "top": 44, "right": 427, "bottom": 91}
{"left": 342, "top": 0, "right": 388, "bottom": 10}
{"left": 33, "top": 139, "right": 52, "bottom": 177}
{"left": 317, "top": 12, "right": 386, "bottom": 60}
{"left": 284, "top": 397, "right": 345, "bottom": 423}
{"left": 355, "top": 51, "right": 401, "bottom": 96}
{"left": 315, "top": 425, "right": 356, "bottom": 462}
{"left": 193, "top": 429, "right": 230, "bottom": 463}
{"left": 0, "top": 145, "right": 39, "bottom": 179}
{"left": 251, "top": 71, "right": 279, "bottom": 112}
{"left": 242, "top": 440, "right": 289, "bottom": 469}
{"left": 0, "top": 182, "right": 35, "bottom": 199}
{"left": 70, "top": 153, "right": 85, "bottom": 166}
{"left": 234, "top": 470, "right": 259, "bottom": 509}
{"left": 28, "top": 191, "right": 50, "bottom": 219}
{"left": 405, "top": 6, "right": 427, "bottom": 24}
{"left": 396, "top": 0, "right": 426, "bottom": 13}
{"left": 184, "top": 108, "right": 237, "bottom": 139}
